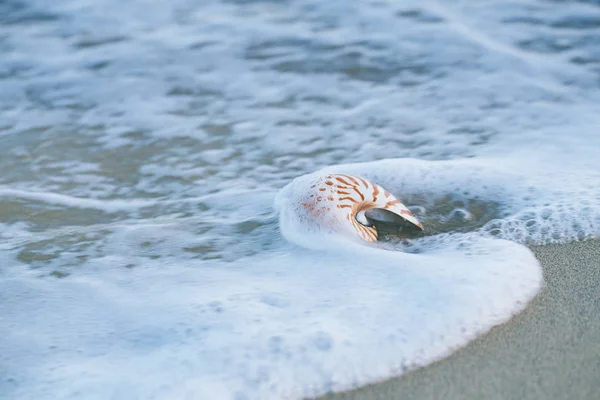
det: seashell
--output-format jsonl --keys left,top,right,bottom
{"left": 301, "top": 174, "right": 423, "bottom": 242}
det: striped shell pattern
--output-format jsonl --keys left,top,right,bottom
{"left": 302, "top": 174, "right": 423, "bottom": 242}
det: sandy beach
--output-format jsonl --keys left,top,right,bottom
{"left": 319, "top": 240, "right": 600, "bottom": 400}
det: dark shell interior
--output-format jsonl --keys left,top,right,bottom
{"left": 364, "top": 208, "right": 424, "bottom": 239}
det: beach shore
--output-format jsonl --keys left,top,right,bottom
{"left": 318, "top": 240, "right": 600, "bottom": 400}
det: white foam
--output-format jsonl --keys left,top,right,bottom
{"left": 0, "top": 187, "right": 153, "bottom": 212}
{"left": 1, "top": 156, "right": 552, "bottom": 400}
{"left": 1, "top": 230, "right": 541, "bottom": 400}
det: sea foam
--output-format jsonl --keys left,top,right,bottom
{"left": 2, "top": 157, "right": 557, "bottom": 400}
{"left": 2, "top": 219, "right": 542, "bottom": 400}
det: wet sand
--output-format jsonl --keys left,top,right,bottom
{"left": 319, "top": 240, "right": 600, "bottom": 400}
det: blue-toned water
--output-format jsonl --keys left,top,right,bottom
{"left": 1, "top": 1, "right": 599, "bottom": 399}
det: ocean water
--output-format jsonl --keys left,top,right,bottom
{"left": 1, "top": 0, "right": 599, "bottom": 399}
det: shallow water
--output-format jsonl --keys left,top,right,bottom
{"left": 1, "top": 0, "right": 599, "bottom": 399}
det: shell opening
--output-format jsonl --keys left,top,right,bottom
{"left": 364, "top": 208, "right": 424, "bottom": 238}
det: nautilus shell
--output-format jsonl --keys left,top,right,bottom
{"left": 300, "top": 174, "right": 423, "bottom": 242}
